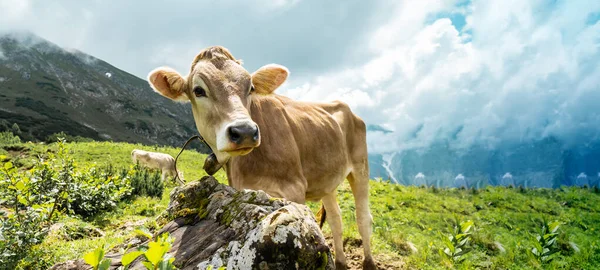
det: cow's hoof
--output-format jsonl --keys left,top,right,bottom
{"left": 335, "top": 260, "right": 348, "bottom": 270}
{"left": 363, "top": 257, "right": 378, "bottom": 270}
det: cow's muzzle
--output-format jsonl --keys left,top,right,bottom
{"left": 223, "top": 121, "right": 260, "bottom": 155}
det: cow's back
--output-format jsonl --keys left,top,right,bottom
{"left": 227, "top": 94, "right": 362, "bottom": 202}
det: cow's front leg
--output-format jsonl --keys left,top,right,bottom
{"left": 322, "top": 191, "right": 346, "bottom": 269}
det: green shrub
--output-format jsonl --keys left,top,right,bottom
{"left": 46, "top": 131, "right": 94, "bottom": 143}
{"left": 0, "top": 159, "right": 58, "bottom": 268}
{"left": 11, "top": 123, "right": 21, "bottom": 135}
{"left": 67, "top": 165, "right": 132, "bottom": 217}
{"left": 0, "top": 140, "right": 134, "bottom": 267}
{"left": 439, "top": 216, "right": 474, "bottom": 264}
{"left": 528, "top": 217, "right": 563, "bottom": 265}
{"left": 20, "top": 141, "right": 133, "bottom": 218}
{"left": 127, "top": 163, "right": 164, "bottom": 199}
{"left": 0, "top": 131, "right": 21, "bottom": 145}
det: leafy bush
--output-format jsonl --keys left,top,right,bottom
{"left": 20, "top": 141, "right": 133, "bottom": 218}
{"left": 0, "top": 160, "right": 56, "bottom": 269}
{"left": 46, "top": 131, "right": 94, "bottom": 143}
{"left": 439, "top": 216, "right": 474, "bottom": 264}
{"left": 0, "top": 131, "right": 21, "bottom": 145}
{"left": 529, "top": 218, "right": 563, "bottom": 265}
{"left": 0, "top": 140, "right": 134, "bottom": 267}
{"left": 128, "top": 163, "right": 164, "bottom": 199}
{"left": 67, "top": 166, "right": 132, "bottom": 217}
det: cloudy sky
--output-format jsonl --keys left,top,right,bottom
{"left": 1, "top": 0, "right": 599, "bottom": 153}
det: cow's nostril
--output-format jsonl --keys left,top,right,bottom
{"left": 252, "top": 126, "right": 259, "bottom": 141}
{"left": 228, "top": 126, "right": 242, "bottom": 144}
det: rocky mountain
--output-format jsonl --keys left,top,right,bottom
{"left": 0, "top": 32, "right": 208, "bottom": 152}
{"left": 368, "top": 137, "right": 600, "bottom": 188}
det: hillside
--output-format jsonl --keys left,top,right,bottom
{"left": 0, "top": 32, "right": 207, "bottom": 152}
{"left": 1, "top": 140, "right": 599, "bottom": 269}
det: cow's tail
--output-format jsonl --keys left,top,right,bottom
{"left": 316, "top": 203, "right": 326, "bottom": 229}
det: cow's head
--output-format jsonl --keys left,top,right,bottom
{"left": 147, "top": 46, "right": 288, "bottom": 163}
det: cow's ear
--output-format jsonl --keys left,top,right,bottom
{"left": 251, "top": 64, "right": 289, "bottom": 95}
{"left": 147, "top": 67, "right": 188, "bottom": 102}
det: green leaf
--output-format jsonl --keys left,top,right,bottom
{"left": 546, "top": 237, "right": 557, "bottom": 247}
{"left": 533, "top": 240, "right": 544, "bottom": 253}
{"left": 442, "top": 237, "right": 455, "bottom": 252}
{"left": 460, "top": 220, "right": 474, "bottom": 233}
{"left": 99, "top": 259, "right": 111, "bottom": 270}
{"left": 17, "top": 195, "right": 28, "bottom": 205}
{"left": 134, "top": 229, "right": 153, "bottom": 239}
{"left": 439, "top": 248, "right": 449, "bottom": 258}
{"left": 548, "top": 221, "right": 561, "bottom": 233}
{"left": 121, "top": 251, "right": 144, "bottom": 266}
{"left": 542, "top": 248, "right": 561, "bottom": 257}
{"left": 543, "top": 233, "right": 558, "bottom": 241}
{"left": 4, "top": 162, "right": 13, "bottom": 170}
{"left": 15, "top": 181, "right": 25, "bottom": 191}
{"left": 531, "top": 248, "right": 539, "bottom": 256}
{"left": 454, "top": 247, "right": 472, "bottom": 257}
{"left": 457, "top": 237, "right": 470, "bottom": 247}
{"left": 142, "top": 261, "right": 155, "bottom": 269}
{"left": 83, "top": 246, "right": 105, "bottom": 267}
{"left": 157, "top": 259, "right": 175, "bottom": 270}
{"left": 145, "top": 242, "right": 167, "bottom": 266}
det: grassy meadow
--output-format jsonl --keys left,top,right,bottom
{"left": 1, "top": 138, "right": 600, "bottom": 269}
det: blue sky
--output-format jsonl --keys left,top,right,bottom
{"left": 1, "top": 0, "right": 599, "bottom": 154}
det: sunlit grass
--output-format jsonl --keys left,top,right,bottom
{"left": 3, "top": 141, "right": 600, "bottom": 269}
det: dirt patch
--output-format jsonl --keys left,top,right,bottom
{"left": 325, "top": 235, "right": 406, "bottom": 270}
{"left": 3, "top": 145, "right": 27, "bottom": 157}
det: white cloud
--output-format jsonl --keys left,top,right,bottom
{"left": 280, "top": 0, "right": 600, "bottom": 154}
{"left": 1, "top": 0, "right": 386, "bottom": 79}
{"left": 0, "top": 0, "right": 31, "bottom": 26}
{"left": 1, "top": 0, "right": 599, "bottom": 156}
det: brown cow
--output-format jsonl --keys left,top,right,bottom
{"left": 147, "top": 46, "right": 376, "bottom": 270}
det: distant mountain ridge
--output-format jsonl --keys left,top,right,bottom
{"left": 0, "top": 32, "right": 208, "bottom": 152}
{"left": 368, "top": 137, "right": 600, "bottom": 188}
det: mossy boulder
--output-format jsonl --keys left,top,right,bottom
{"left": 51, "top": 176, "right": 334, "bottom": 270}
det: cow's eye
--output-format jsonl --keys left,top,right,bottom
{"left": 193, "top": 86, "right": 206, "bottom": 97}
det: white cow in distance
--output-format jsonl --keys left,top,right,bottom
{"left": 131, "top": 149, "right": 183, "bottom": 182}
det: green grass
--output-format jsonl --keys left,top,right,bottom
{"left": 3, "top": 141, "right": 600, "bottom": 269}
{"left": 308, "top": 182, "right": 600, "bottom": 269}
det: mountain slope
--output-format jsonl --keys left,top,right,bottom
{"left": 0, "top": 32, "right": 207, "bottom": 151}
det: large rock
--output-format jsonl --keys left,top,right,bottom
{"left": 51, "top": 176, "right": 334, "bottom": 270}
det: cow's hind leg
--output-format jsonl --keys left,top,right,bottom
{"left": 348, "top": 168, "right": 377, "bottom": 270}
{"left": 321, "top": 191, "right": 347, "bottom": 269}
{"left": 161, "top": 170, "right": 168, "bottom": 182}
